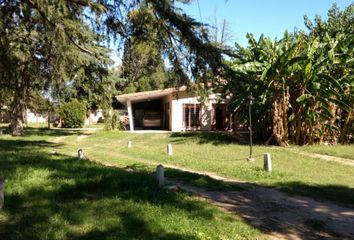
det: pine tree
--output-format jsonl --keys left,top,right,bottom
{"left": 1, "top": 0, "right": 229, "bottom": 135}
{"left": 0, "top": 0, "right": 110, "bottom": 135}
{"left": 121, "top": 3, "right": 168, "bottom": 93}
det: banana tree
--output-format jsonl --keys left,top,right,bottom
{"left": 226, "top": 32, "right": 301, "bottom": 146}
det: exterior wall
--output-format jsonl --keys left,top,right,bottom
{"left": 26, "top": 109, "right": 106, "bottom": 125}
{"left": 170, "top": 92, "right": 221, "bottom": 132}
{"left": 85, "top": 109, "right": 105, "bottom": 125}
{"left": 26, "top": 110, "right": 47, "bottom": 123}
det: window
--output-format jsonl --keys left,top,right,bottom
{"left": 183, "top": 104, "right": 200, "bottom": 129}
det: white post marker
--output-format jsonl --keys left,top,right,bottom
{"left": 0, "top": 178, "right": 4, "bottom": 210}
{"left": 128, "top": 140, "right": 132, "bottom": 148}
{"left": 156, "top": 165, "right": 165, "bottom": 186}
{"left": 0, "top": 129, "right": 3, "bottom": 135}
{"left": 78, "top": 149, "right": 84, "bottom": 160}
{"left": 264, "top": 153, "right": 272, "bottom": 172}
{"left": 167, "top": 144, "right": 173, "bottom": 156}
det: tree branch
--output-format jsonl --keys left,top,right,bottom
{"left": 25, "top": 0, "right": 95, "bottom": 56}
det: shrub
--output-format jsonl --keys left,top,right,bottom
{"left": 104, "top": 110, "right": 123, "bottom": 131}
{"left": 60, "top": 100, "right": 86, "bottom": 128}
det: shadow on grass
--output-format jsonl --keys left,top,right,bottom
{"left": 170, "top": 132, "right": 240, "bottom": 146}
{"left": 275, "top": 181, "right": 354, "bottom": 208}
{"left": 0, "top": 139, "right": 63, "bottom": 150}
{"left": 0, "top": 138, "right": 232, "bottom": 240}
{"left": 0, "top": 126, "right": 85, "bottom": 137}
{"left": 165, "top": 169, "right": 245, "bottom": 191}
{"left": 23, "top": 127, "right": 85, "bottom": 137}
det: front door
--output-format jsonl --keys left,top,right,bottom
{"left": 215, "top": 106, "right": 224, "bottom": 130}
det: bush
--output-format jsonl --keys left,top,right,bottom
{"left": 60, "top": 100, "right": 86, "bottom": 128}
{"left": 104, "top": 110, "right": 123, "bottom": 131}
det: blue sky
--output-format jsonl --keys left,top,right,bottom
{"left": 110, "top": 0, "right": 353, "bottom": 65}
{"left": 177, "top": 0, "right": 353, "bottom": 46}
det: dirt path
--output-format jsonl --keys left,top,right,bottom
{"left": 52, "top": 135, "right": 68, "bottom": 143}
{"left": 169, "top": 179, "right": 354, "bottom": 240}
{"left": 52, "top": 129, "right": 97, "bottom": 143}
{"left": 286, "top": 149, "right": 354, "bottom": 167}
{"left": 159, "top": 160, "right": 354, "bottom": 239}
{"left": 76, "top": 134, "right": 90, "bottom": 142}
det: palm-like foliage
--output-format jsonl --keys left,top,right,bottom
{"left": 227, "top": 32, "right": 300, "bottom": 146}
{"left": 226, "top": 4, "right": 354, "bottom": 145}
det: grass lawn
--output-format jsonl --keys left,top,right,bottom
{"left": 55, "top": 130, "right": 354, "bottom": 207}
{"left": 0, "top": 129, "right": 263, "bottom": 240}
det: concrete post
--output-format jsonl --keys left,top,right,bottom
{"left": 156, "top": 165, "right": 165, "bottom": 186}
{"left": 264, "top": 153, "right": 272, "bottom": 172}
{"left": 0, "top": 129, "right": 3, "bottom": 135}
{"left": 127, "top": 99, "right": 134, "bottom": 132}
{"left": 0, "top": 178, "right": 4, "bottom": 210}
{"left": 167, "top": 144, "right": 173, "bottom": 156}
{"left": 78, "top": 149, "right": 84, "bottom": 160}
{"left": 128, "top": 140, "right": 132, "bottom": 148}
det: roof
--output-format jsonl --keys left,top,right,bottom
{"left": 116, "top": 86, "right": 187, "bottom": 103}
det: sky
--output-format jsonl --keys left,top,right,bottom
{"left": 110, "top": 0, "right": 353, "bottom": 65}
{"left": 177, "top": 0, "right": 353, "bottom": 46}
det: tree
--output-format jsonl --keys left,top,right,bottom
{"left": 226, "top": 32, "right": 300, "bottom": 146}
{"left": 1, "top": 0, "right": 230, "bottom": 135}
{"left": 208, "top": 9, "right": 233, "bottom": 48}
{"left": 0, "top": 0, "right": 110, "bottom": 135}
{"left": 120, "top": 3, "right": 168, "bottom": 93}
{"left": 302, "top": 3, "right": 354, "bottom": 144}
{"left": 0, "top": 89, "right": 13, "bottom": 123}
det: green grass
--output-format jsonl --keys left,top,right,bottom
{"left": 292, "top": 144, "right": 354, "bottom": 160}
{"left": 57, "top": 130, "right": 354, "bottom": 206}
{"left": 0, "top": 129, "right": 263, "bottom": 240}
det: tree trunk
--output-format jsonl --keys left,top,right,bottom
{"left": 272, "top": 96, "right": 288, "bottom": 147}
{"left": 232, "top": 112, "right": 240, "bottom": 134}
{"left": 339, "top": 109, "right": 353, "bottom": 144}
{"left": 10, "top": 88, "right": 27, "bottom": 136}
{"left": 47, "top": 110, "right": 51, "bottom": 129}
{"left": 295, "top": 120, "right": 302, "bottom": 145}
{"left": 282, "top": 85, "right": 289, "bottom": 142}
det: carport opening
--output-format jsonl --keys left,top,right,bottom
{"left": 133, "top": 99, "right": 168, "bottom": 130}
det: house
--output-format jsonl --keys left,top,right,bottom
{"left": 26, "top": 109, "right": 105, "bottom": 126}
{"left": 1, "top": 108, "right": 104, "bottom": 126}
{"left": 26, "top": 110, "right": 48, "bottom": 123}
{"left": 85, "top": 109, "right": 105, "bottom": 125}
{"left": 116, "top": 86, "right": 231, "bottom": 132}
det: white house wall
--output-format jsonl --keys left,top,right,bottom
{"left": 171, "top": 93, "right": 220, "bottom": 132}
{"left": 84, "top": 109, "right": 105, "bottom": 125}
{"left": 26, "top": 110, "right": 47, "bottom": 123}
